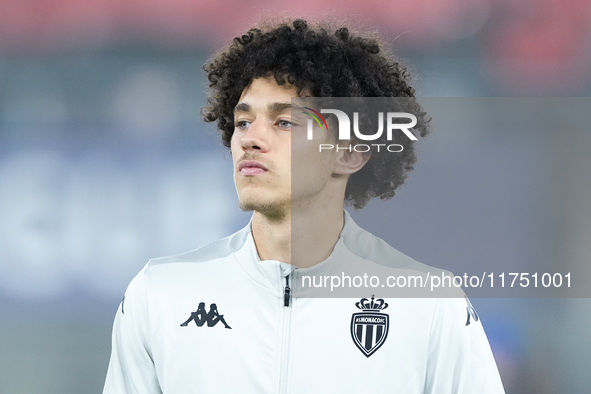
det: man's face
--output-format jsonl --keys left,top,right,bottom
{"left": 231, "top": 76, "right": 337, "bottom": 217}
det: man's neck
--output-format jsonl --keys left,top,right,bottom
{"left": 251, "top": 201, "right": 344, "bottom": 268}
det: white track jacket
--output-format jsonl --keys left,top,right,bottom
{"left": 104, "top": 212, "right": 505, "bottom": 393}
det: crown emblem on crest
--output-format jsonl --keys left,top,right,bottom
{"left": 355, "top": 295, "right": 388, "bottom": 312}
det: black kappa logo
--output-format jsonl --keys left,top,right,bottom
{"left": 351, "top": 296, "right": 389, "bottom": 357}
{"left": 180, "top": 302, "right": 232, "bottom": 329}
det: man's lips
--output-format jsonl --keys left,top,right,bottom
{"left": 237, "top": 160, "right": 268, "bottom": 176}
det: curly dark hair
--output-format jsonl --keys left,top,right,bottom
{"left": 201, "top": 18, "right": 430, "bottom": 209}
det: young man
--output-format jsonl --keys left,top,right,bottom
{"left": 104, "top": 19, "right": 505, "bottom": 393}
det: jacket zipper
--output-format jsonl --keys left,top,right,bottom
{"left": 284, "top": 275, "right": 291, "bottom": 307}
{"left": 278, "top": 271, "right": 292, "bottom": 393}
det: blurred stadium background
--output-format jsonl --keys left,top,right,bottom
{"left": 1, "top": 0, "right": 590, "bottom": 392}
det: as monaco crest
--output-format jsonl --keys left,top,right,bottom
{"left": 351, "top": 296, "right": 389, "bottom": 357}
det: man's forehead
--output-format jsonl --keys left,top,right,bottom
{"left": 237, "top": 76, "right": 303, "bottom": 99}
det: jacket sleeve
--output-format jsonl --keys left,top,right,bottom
{"left": 424, "top": 296, "right": 505, "bottom": 393}
{"left": 103, "top": 266, "right": 161, "bottom": 394}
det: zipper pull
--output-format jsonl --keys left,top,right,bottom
{"left": 284, "top": 275, "right": 291, "bottom": 307}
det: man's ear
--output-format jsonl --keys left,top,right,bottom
{"left": 333, "top": 144, "right": 370, "bottom": 175}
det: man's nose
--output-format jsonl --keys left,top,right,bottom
{"left": 241, "top": 118, "right": 271, "bottom": 152}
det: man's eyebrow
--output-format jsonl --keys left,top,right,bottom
{"left": 234, "top": 102, "right": 251, "bottom": 114}
{"left": 268, "top": 102, "right": 293, "bottom": 112}
{"left": 233, "top": 102, "right": 294, "bottom": 114}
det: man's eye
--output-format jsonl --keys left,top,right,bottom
{"left": 277, "top": 119, "right": 291, "bottom": 129}
{"left": 235, "top": 120, "right": 250, "bottom": 130}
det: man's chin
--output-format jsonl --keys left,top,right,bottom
{"left": 239, "top": 200, "right": 289, "bottom": 220}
